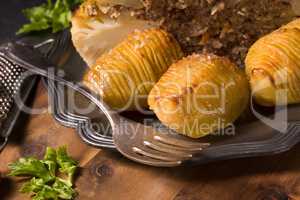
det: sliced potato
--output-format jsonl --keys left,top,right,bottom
{"left": 84, "top": 28, "right": 183, "bottom": 110}
{"left": 245, "top": 18, "right": 300, "bottom": 106}
{"left": 148, "top": 54, "right": 250, "bottom": 138}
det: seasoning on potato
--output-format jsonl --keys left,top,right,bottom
{"left": 245, "top": 18, "right": 300, "bottom": 106}
{"left": 83, "top": 28, "right": 183, "bottom": 110}
{"left": 148, "top": 54, "right": 250, "bottom": 138}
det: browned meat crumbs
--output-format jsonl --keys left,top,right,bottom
{"left": 132, "top": 0, "right": 296, "bottom": 67}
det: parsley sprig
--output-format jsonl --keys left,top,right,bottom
{"left": 17, "top": 0, "right": 83, "bottom": 35}
{"left": 9, "top": 146, "right": 78, "bottom": 200}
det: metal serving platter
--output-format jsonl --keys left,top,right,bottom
{"left": 38, "top": 30, "right": 300, "bottom": 166}
{"left": 43, "top": 77, "right": 115, "bottom": 149}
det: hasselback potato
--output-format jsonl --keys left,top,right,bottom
{"left": 245, "top": 18, "right": 300, "bottom": 106}
{"left": 84, "top": 28, "right": 183, "bottom": 110}
{"left": 148, "top": 54, "right": 250, "bottom": 138}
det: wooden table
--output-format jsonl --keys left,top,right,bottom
{"left": 1, "top": 81, "right": 300, "bottom": 200}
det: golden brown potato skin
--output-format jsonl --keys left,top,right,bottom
{"left": 148, "top": 54, "right": 250, "bottom": 138}
{"left": 245, "top": 18, "right": 300, "bottom": 106}
{"left": 84, "top": 28, "right": 183, "bottom": 110}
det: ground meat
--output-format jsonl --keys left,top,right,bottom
{"left": 132, "top": 0, "right": 296, "bottom": 67}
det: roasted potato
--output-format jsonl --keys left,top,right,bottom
{"left": 84, "top": 28, "right": 183, "bottom": 110}
{"left": 148, "top": 54, "right": 250, "bottom": 138}
{"left": 245, "top": 18, "right": 300, "bottom": 106}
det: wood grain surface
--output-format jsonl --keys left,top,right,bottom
{"left": 1, "top": 82, "right": 300, "bottom": 200}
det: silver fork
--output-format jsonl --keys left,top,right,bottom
{"left": 44, "top": 76, "right": 209, "bottom": 161}
{"left": 104, "top": 113, "right": 210, "bottom": 167}
{"left": 46, "top": 78, "right": 210, "bottom": 166}
{"left": 3, "top": 41, "right": 211, "bottom": 167}
{"left": 45, "top": 78, "right": 115, "bottom": 149}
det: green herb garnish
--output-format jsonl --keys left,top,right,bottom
{"left": 9, "top": 146, "right": 78, "bottom": 200}
{"left": 56, "top": 146, "right": 78, "bottom": 186}
{"left": 17, "top": 0, "right": 83, "bottom": 35}
{"left": 8, "top": 157, "right": 55, "bottom": 183}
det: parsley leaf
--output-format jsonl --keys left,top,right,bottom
{"left": 33, "top": 185, "right": 59, "bottom": 200}
{"left": 20, "top": 178, "right": 46, "bottom": 194}
{"left": 42, "top": 147, "right": 57, "bottom": 177}
{"left": 17, "top": 0, "right": 83, "bottom": 35}
{"left": 21, "top": 178, "right": 76, "bottom": 200}
{"left": 53, "top": 178, "right": 76, "bottom": 199}
{"left": 8, "top": 157, "right": 54, "bottom": 183}
{"left": 8, "top": 146, "right": 78, "bottom": 200}
{"left": 56, "top": 146, "right": 78, "bottom": 186}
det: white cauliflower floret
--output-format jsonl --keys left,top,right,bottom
{"left": 71, "top": 0, "right": 156, "bottom": 66}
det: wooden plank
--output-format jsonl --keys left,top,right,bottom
{"left": 1, "top": 82, "right": 300, "bottom": 200}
